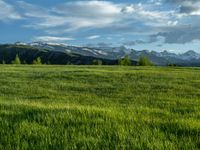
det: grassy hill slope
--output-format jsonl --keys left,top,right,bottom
{"left": 0, "top": 65, "right": 200, "bottom": 149}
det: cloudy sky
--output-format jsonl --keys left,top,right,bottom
{"left": 0, "top": 0, "right": 200, "bottom": 53}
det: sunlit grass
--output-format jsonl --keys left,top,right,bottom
{"left": 0, "top": 65, "right": 200, "bottom": 149}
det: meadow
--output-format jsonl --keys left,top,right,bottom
{"left": 0, "top": 65, "right": 200, "bottom": 149}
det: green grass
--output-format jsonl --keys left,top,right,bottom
{"left": 0, "top": 65, "right": 200, "bottom": 149}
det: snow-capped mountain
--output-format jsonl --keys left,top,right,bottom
{"left": 14, "top": 42, "right": 200, "bottom": 66}
{"left": 28, "top": 42, "right": 110, "bottom": 58}
{"left": 179, "top": 50, "right": 200, "bottom": 60}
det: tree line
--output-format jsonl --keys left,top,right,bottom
{"left": 2, "top": 54, "right": 154, "bottom": 66}
{"left": 118, "top": 55, "right": 153, "bottom": 66}
{"left": 6, "top": 54, "right": 42, "bottom": 65}
{"left": 91, "top": 55, "right": 153, "bottom": 66}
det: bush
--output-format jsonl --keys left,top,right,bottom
{"left": 118, "top": 55, "right": 132, "bottom": 66}
{"left": 33, "top": 57, "right": 42, "bottom": 65}
{"left": 138, "top": 56, "right": 152, "bottom": 66}
{"left": 92, "top": 59, "right": 103, "bottom": 65}
{"left": 12, "top": 54, "right": 21, "bottom": 64}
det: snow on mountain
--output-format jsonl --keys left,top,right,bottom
{"left": 17, "top": 41, "right": 200, "bottom": 66}
{"left": 179, "top": 50, "right": 200, "bottom": 60}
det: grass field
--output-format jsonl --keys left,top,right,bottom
{"left": 0, "top": 65, "right": 200, "bottom": 149}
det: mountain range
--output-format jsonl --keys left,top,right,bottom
{"left": 0, "top": 42, "right": 200, "bottom": 66}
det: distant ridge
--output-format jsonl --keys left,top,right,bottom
{"left": 0, "top": 44, "right": 136, "bottom": 65}
{"left": 0, "top": 42, "right": 199, "bottom": 66}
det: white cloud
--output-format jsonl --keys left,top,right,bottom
{"left": 16, "top": 0, "right": 196, "bottom": 44}
{"left": 87, "top": 35, "right": 100, "bottom": 40}
{"left": 126, "top": 3, "right": 174, "bottom": 26}
{"left": 149, "top": 0, "right": 163, "bottom": 5}
{"left": 0, "top": 0, "right": 21, "bottom": 21}
{"left": 33, "top": 36, "right": 74, "bottom": 42}
{"left": 18, "top": 1, "right": 176, "bottom": 34}
{"left": 179, "top": 1, "right": 200, "bottom": 16}
{"left": 167, "top": 20, "right": 178, "bottom": 26}
{"left": 1, "top": 0, "right": 199, "bottom": 46}
{"left": 121, "top": 5, "right": 135, "bottom": 14}
{"left": 19, "top": 1, "right": 122, "bottom": 31}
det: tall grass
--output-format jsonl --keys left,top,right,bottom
{"left": 0, "top": 65, "right": 200, "bottom": 149}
